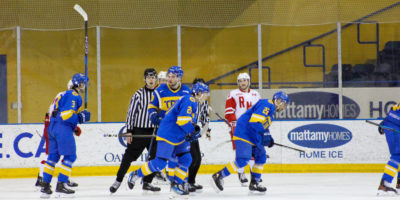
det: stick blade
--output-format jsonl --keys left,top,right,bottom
{"left": 74, "top": 4, "right": 88, "bottom": 21}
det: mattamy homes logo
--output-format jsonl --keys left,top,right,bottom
{"left": 275, "top": 91, "right": 360, "bottom": 119}
{"left": 288, "top": 123, "right": 352, "bottom": 149}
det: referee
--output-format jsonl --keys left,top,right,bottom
{"left": 188, "top": 78, "right": 211, "bottom": 192}
{"left": 109, "top": 68, "right": 161, "bottom": 193}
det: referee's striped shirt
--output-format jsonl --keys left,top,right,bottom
{"left": 126, "top": 86, "right": 155, "bottom": 129}
{"left": 196, "top": 100, "right": 210, "bottom": 127}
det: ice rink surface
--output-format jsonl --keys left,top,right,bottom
{"left": 0, "top": 173, "right": 395, "bottom": 200}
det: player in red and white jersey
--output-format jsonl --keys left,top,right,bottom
{"left": 224, "top": 72, "right": 260, "bottom": 185}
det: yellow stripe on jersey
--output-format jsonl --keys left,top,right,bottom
{"left": 59, "top": 164, "right": 72, "bottom": 177}
{"left": 252, "top": 164, "right": 264, "bottom": 174}
{"left": 175, "top": 168, "right": 188, "bottom": 181}
{"left": 263, "top": 117, "right": 272, "bottom": 129}
{"left": 167, "top": 84, "right": 181, "bottom": 93}
{"left": 226, "top": 161, "right": 238, "bottom": 174}
{"left": 156, "top": 136, "right": 185, "bottom": 146}
{"left": 249, "top": 113, "right": 267, "bottom": 124}
{"left": 60, "top": 110, "right": 74, "bottom": 120}
{"left": 140, "top": 162, "right": 152, "bottom": 176}
{"left": 384, "top": 165, "right": 397, "bottom": 177}
{"left": 176, "top": 116, "right": 192, "bottom": 126}
{"left": 43, "top": 163, "right": 55, "bottom": 175}
{"left": 148, "top": 104, "right": 159, "bottom": 110}
{"left": 232, "top": 136, "right": 255, "bottom": 146}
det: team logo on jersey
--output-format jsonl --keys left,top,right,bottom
{"left": 275, "top": 91, "right": 360, "bottom": 120}
{"left": 288, "top": 124, "right": 352, "bottom": 149}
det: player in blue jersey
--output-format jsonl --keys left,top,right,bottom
{"left": 147, "top": 66, "right": 191, "bottom": 183}
{"left": 40, "top": 73, "right": 91, "bottom": 198}
{"left": 377, "top": 102, "right": 400, "bottom": 195}
{"left": 127, "top": 82, "right": 209, "bottom": 197}
{"left": 210, "top": 91, "right": 289, "bottom": 194}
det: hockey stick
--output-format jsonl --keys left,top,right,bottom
{"left": 105, "top": 132, "right": 156, "bottom": 138}
{"left": 146, "top": 127, "right": 158, "bottom": 161}
{"left": 74, "top": 4, "right": 89, "bottom": 109}
{"left": 209, "top": 106, "right": 231, "bottom": 127}
{"left": 274, "top": 143, "right": 305, "bottom": 153}
{"left": 365, "top": 120, "right": 400, "bottom": 133}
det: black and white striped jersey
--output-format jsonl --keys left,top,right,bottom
{"left": 126, "top": 86, "right": 155, "bottom": 129}
{"left": 196, "top": 100, "right": 210, "bottom": 128}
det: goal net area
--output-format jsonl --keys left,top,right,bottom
{"left": 1, "top": 0, "right": 400, "bottom": 123}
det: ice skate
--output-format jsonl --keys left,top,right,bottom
{"left": 142, "top": 182, "right": 161, "bottom": 192}
{"left": 35, "top": 174, "right": 44, "bottom": 188}
{"left": 249, "top": 178, "right": 266, "bottom": 194}
{"left": 55, "top": 181, "right": 75, "bottom": 198}
{"left": 127, "top": 171, "right": 139, "bottom": 190}
{"left": 396, "top": 179, "right": 400, "bottom": 194}
{"left": 109, "top": 180, "right": 121, "bottom": 194}
{"left": 238, "top": 172, "right": 248, "bottom": 186}
{"left": 67, "top": 179, "right": 78, "bottom": 187}
{"left": 169, "top": 182, "right": 189, "bottom": 199}
{"left": 188, "top": 183, "right": 203, "bottom": 193}
{"left": 377, "top": 179, "right": 397, "bottom": 196}
{"left": 40, "top": 182, "right": 52, "bottom": 199}
{"left": 210, "top": 171, "right": 224, "bottom": 193}
{"left": 153, "top": 171, "right": 169, "bottom": 185}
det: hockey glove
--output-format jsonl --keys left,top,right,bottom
{"left": 78, "top": 110, "right": 91, "bottom": 124}
{"left": 149, "top": 111, "right": 161, "bottom": 125}
{"left": 74, "top": 126, "right": 82, "bottom": 136}
{"left": 262, "top": 132, "right": 274, "bottom": 148}
{"left": 185, "top": 125, "right": 201, "bottom": 142}
{"left": 378, "top": 121, "right": 384, "bottom": 135}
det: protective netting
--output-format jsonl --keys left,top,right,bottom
{"left": 1, "top": 0, "right": 400, "bottom": 30}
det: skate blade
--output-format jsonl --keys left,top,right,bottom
{"left": 240, "top": 182, "right": 248, "bottom": 187}
{"left": 169, "top": 193, "right": 189, "bottom": 199}
{"left": 248, "top": 190, "right": 266, "bottom": 195}
{"left": 209, "top": 177, "right": 222, "bottom": 193}
{"left": 40, "top": 193, "right": 51, "bottom": 199}
{"left": 377, "top": 190, "right": 396, "bottom": 196}
{"left": 55, "top": 192, "right": 75, "bottom": 198}
{"left": 142, "top": 190, "right": 161, "bottom": 195}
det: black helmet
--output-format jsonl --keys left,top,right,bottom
{"left": 144, "top": 68, "right": 157, "bottom": 78}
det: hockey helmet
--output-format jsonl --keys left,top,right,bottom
{"left": 167, "top": 66, "right": 184, "bottom": 78}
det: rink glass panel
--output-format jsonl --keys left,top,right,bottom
{"left": 181, "top": 26, "right": 257, "bottom": 90}
{"left": 100, "top": 27, "right": 177, "bottom": 122}
{"left": 19, "top": 29, "right": 98, "bottom": 123}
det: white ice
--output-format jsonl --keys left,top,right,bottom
{"left": 0, "top": 173, "right": 394, "bottom": 200}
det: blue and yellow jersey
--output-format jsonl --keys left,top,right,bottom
{"left": 148, "top": 83, "right": 191, "bottom": 118}
{"left": 156, "top": 95, "right": 198, "bottom": 145}
{"left": 233, "top": 99, "right": 276, "bottom": 146}
{"left": 51, "top": 90, "right": 83, "bottom": 128}
{"left": 384, "top": 102, "right": 400, "bottom": 127}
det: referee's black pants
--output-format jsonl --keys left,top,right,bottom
{"left": 188, "top": 140, "right": 201, "bottom": 184}
{"left": 115, "top": 127, "right": 157, "bottom": 183}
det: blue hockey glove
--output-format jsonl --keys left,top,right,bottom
{"left": 78, "top": 110, "right": 91, "bottom": 124}
{"left": 149, "top": 111, "right": 161, "bottom": 125}
{"left": 378, "top": 121, "right": 384, "bottom": 135}
{"left": 185, "top": 125, "right": 201, "bottom": 142}
{"left": 262, "top": 132, "right": 274, "bottom": 148}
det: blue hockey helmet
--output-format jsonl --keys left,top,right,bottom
{"left": 167, "top": 66, "right": 184, "bottom": 78}
{"left": 71, "top": 73, "right": 88, "bottom": 87}
{"left": 192, "top": 82, "right": 209, "bottom": 95}
{"left": 273, "top": 91, "right": 289, "bottom": 104}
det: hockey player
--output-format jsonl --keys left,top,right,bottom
{"left": 127, "top": 82, "right": 210, "bottom": 197}
{"left": 35, "top": 80, "right": 80, "bottom": 189}
{"left": 40, "top": 73, "right": 91, "bottom": 198}
{"left": 225, "top": 72, "right": 260, "bottom": 184}
{"left": 377, "top": 102, "right": 400, "bottom": 195}
{"left": 211, "top": 91, "right": 289, "bottom": 194}
{"left": 158, "top": 71, "right": 168, "bottom": 84}
{"left": 147, "top": 66, "right": 191, "bottom": 183}
{"left": 109, "top": 68, "right": 161, "bottom": 194}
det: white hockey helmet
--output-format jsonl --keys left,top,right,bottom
{"left": 158, "top": 71, "right": 167, "bottom": 80}
{"left": 237, "top": 73, "right": 250, "bottom": 82}
{"left": 67, "top": 80, "right": 73, "bottom": 89}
